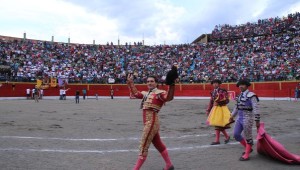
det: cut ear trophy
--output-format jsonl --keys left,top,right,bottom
{"left": 165, "top": 65, "right": 179, "bottom": 85}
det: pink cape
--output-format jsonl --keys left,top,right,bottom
{"left": 256, "top": 122, "right": 300, "bottom": 164}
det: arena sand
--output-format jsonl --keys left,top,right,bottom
{"left": 0, "top": 99, "right": 299, "bottom": 170}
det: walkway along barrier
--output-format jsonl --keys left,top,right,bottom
{"left": 0, "top": 81, "right": 299, "bottom": 98}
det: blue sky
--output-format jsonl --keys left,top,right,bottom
{"left": 0, "top": 0, "right": 299, "bottom": 45}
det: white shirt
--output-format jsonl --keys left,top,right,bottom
{"left": 241, "top": 89, "right": 249, "bottom": 96}
{"left": 59, "top": 89, "right": 63, "bottom": 95}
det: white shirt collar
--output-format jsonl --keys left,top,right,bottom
{"left": 242, "top": 89, "right": 249, "bottom": 95}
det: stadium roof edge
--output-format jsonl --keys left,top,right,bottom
{"left": 192, "top": 34, "right": 209, "bottom": 44}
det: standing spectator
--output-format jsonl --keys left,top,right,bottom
{"left": 34, "top": 86, "right": 39, "bottom": 103}
{"left": 75, "top": 90, "right": 80, "bottom": 104}
{"left": 40, "top": 89, "right": 43, "bottom": 99}
{"left": 295, "top": 86, "right": 299, "bottom": 102}
{"left": 82, "top": 88, "right": 87, "bottom": 100}
{"left": 62, "top": 88, "right": 70, "bottom": 100}
{"left": 31, "top": 88, "right": 35, "bottom": 99}
{"left": 110, "top": 89, "right": 114, "bottom": 99}
{"left": 26, "top": 88, "right": 31, "bottom": 99}
{"left": 59, "top": 88, "right": 63, "bottom": 100}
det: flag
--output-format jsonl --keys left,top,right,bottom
{"left": 50, "top": 78, "right": 57, "bottom": 87}
{"left": 36, "top": 79, "right": 42, "bottom": 88}
{"left": 58, "top": 78, "right": 68, "bottom": 87}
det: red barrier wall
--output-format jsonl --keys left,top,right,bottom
{"left": 0, "top": 81, "right": 299, "bottom": 98}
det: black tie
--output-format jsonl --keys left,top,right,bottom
{"left": 214, "top": 89, "right": 218, "bottom": 98}
{"left": 239, "top": 93, "right": 244, "bottom": 101}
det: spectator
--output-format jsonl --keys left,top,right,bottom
{"left": 40, "top": 89, "right": 43, "bottom": 99}
{"left": 295, "top": 86, "right": 299, "bottom": 102}
{"left": 59, "top": 88, "right": 63, "bottom": 100}
{"left": 62, "top": 88, "right": 70, "bottom": 100}
{"left": 34, "top": 86, "right": 39, "bottom": 102}
{"left": 110, "top": 89, "right": 114, "bottom": 99}
{"left": 82, "top": 89, "right": 87, "bottom": 100}
{"left": 26, "top": 88, "right": 30, "bottom": 99}
{"left": 75, "top": 90, "right": 80, "bottom": 103}
{"left": 31, "top": 88, "right": 35, "bottom": 99}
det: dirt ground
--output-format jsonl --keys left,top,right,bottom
{"left": 0, "top": 98, "right": 299, "bottom": 170}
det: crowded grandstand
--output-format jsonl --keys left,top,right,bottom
{"left": 0, "top": 12, "right": 299, "bottom": 84}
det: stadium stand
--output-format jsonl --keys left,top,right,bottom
{"left": 0, "top": 13, "right": 299, "bottom": 84}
